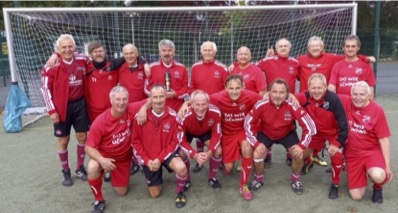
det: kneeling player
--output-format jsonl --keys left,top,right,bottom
{"left": 131, "top": 85, "right": 189, "bottom": 208}
{"left": 85, "top": 86, "right": 148, "bottom": 213}
{"left": 245, "top": 79, "right": 316, "bottom": 195}
{"left": 178, "top": 90, "right": 223, "bottom": 190}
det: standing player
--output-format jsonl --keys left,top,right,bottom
{"left": 118, "top": 43, "right": 150, "bottom": 177}
{"left": 328, "top": 35, "right": 376, "bottom": 100}
{"left": 85, "top": 86, "right": 148, "bottom": 213}
{"left": 178, "top": 90, "right": 223, "bottom": 190}
{"left": 41, "top": 34, "right": 90, "bottom": 186}
{"left": 118, "top": 43, "right": 149, "bottom": 103}
{"left": 245, "top": 78, "right": 316, "bottom": 195}
{"left": 144, "top": 39, "right": 189, "bottom": 111}
{"left": 85, "top": 42, "right": 123, "bottom": 123}
{"left": 339, "top": 81, "right": 393, "bottom": 203}
{"left": 189, "top": 41, "right": 228, "bottom": 172}
{"left": 256, "top": 38, "right": 300, "bottom": 166}
{"left": 179, "top": 74, "right": 262, "bottom": 200}
{"left": 231, "top": 46, "right": 266, "bottom": 96}
{"left": 296, "top": 73, "right": 348, "bottom": 199}
{"left": 132, "top": 85, "right": 189, "bottom": 208}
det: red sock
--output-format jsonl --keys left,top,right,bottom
{"left": 88, "top": 175, "right": 104, "bottom": 201}
{"left": 76, "top": 144, "right": 85, "bottom": 169}
{"left": 330, "top": 152, "right": 343, "bottom": 185}
{"left": 196, "top": 139, "right": 204, "bottom": 153}
{"left": 255, "top": 174, "right": 264, "bottom": 183}
{"left": 183, "top": 158, "right": 191, "bottom": 181}
{"left": 291, "top": 173, "right": 300, "bottom": 182}
{"left": 266, "top": 148, "right": 272, "bottom": 159}
{"left": 58, "top": 150, "right": 69, "bottom": 171}
{"left": 175, "top": 174, "right": 188, "bottom": 193}
{"left": 240, "top": 157, "right": 252, "bottom": 187}
{"left": 373, "top": 183, "right": 383, "bottom": 190}
{"left": 208, "top": 156, "right": 222, "bottom": 179}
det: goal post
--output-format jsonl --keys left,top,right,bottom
{"left": 3, "top": 3, "right": 357, "bottom": 114}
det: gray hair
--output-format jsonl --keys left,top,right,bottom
{"left": 150, "top": 84, "right": 166, "bottom": 94}
{"left": 190, "top": 90, "right": 209, "bottom": 102}
{"left": 308, "top": 73, "right": 327, "bottom": 87}
{"left": 122, "top": 43, "right": 138, "bottom": 54}
{"left": 200, "top": 41, "right": 217, "bottom": 53}
{"left": 275, "top": 38, "right": 291, "bottom": 48}
{"left": 307, "top": 36, "right": 324, "bottom": 48}
{"left": 109, "top": 85, "right": 129, "bottom": 99}
{"left": 351, "top": 81, "right": 370, "bottom": 95}
{"left": 56, "top": 34, "right": 76, "bottom": 47}
{"left": 344, "top": 35, "right": 361, "bottom": 47}
{"left": 158, "top": 39, "right": 175, "bottom": 51}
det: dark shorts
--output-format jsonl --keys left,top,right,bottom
{"left": 142, "top": 152, "right": 180, "bottom": 187}
{"left": 54, "top": 98, "right": 90, "bottom": 137}
{"left": 257, "top": 130, "right": 299, "bottom": 150}
{"left": 186, "top": 131, "right": 211, "bottom": 144}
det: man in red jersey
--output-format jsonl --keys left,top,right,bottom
{"left": 85, "top": 42, "right": 123, "bottom": 123}
{"left": 190, "top": 41, "right": 229, "bottom": 95}
{"left": 179, "top": 74, "right": 262, "bottom": 201}
{"left": 41, "top": 34, "right": 90, "bottom": 187}
{"left": 118, "top": 43, "right": 149, "bottom": 103}
{"left": 328, "top": 35, "right": 376, "bottom": 100}
{"left": 85, "top": 86, "right": 148, "bottom": 213}
{"left": 144, "top": 39, "right": 189, "bottom": 111}
{"left": 339, "top": 81, "right": 393, "bottom": 203}
{"left": 178, "top": 90, "right": 223, "bottom": 190}
{"left": 189, "top": 41, "right": 228, "bottom": 172}
{"left": 297, "top": 36, "right": 374, "bottom": 167}
{"left": 245, "top": 78, "right": 316, "bottom": 195}
{"left": 231, "top": 46, "right": 266, "bottom": 96}
{"left": 132, "top": 85, "right": 189, "bottom": 208}
{"left": 296, "top": 73, "right": 347, "bottom": 199}
{"left": 256, "top": 38, "right": 299, "bottom": 167}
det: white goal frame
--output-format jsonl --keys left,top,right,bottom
{"left": 3, "top": 3, "right": 358, "bottom": 84}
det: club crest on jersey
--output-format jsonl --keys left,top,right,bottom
{"left": 163, "top": 123, "right": 171, "bottom": 132}
{"left": 69, "top": 74, "right": 76, "bottom": 81}
{"left": 174, "top": 71, "right": 180, "bottom": 78}
{"left": 284, "top": 112, "right": 292, "bottom": 120}
{"left": 208, "top": 119, "right": 215, "bottom": 126}
{"left": 137, "top": 71, "right": 144, "bottom": 79}
{"left": 243, "top": 74, "right": 249, "bottom": 80}
{"left": 239, "top": 104, "right": 246, "bottom": 111}
{"left": 355, "top": 68, "right": 363, "bottom": 75}
{"left": 108, "top": 75, "right": 113, "bottom": 80}
{"left": 322, "top": 101, "right": 330, "bottom": 109}
{"left": 362, "top": 115, "right": 371, "bottom": 123}
{"left": 213, "top": 71, "right": 220, "bottom": 78}
{"left": 288, "top": 66, "right": 294, "bottom": 74}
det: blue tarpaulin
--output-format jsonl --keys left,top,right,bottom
{"left": 3, "top": 83, "right": 31, "bottom": 133}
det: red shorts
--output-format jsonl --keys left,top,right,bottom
{"left": 110, "top": 159, "right": 131, "bottom": 187}
{"left": 308, "top": 134, "right": 338, "bottom": 151}
{"left": 221, "top": 132, "right": 246, "bottom": 164}
{"left": 345, "top": 151, "right": 386, "bottom": 189}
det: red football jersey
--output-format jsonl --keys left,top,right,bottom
{"left": 190, "top": 60, "right": 229, "bottom": 95}
{"left": 231, "top": 63, "right": 266, "bottom": 93}
{"left": 118, "top": 62, "right": 147, "bottom": 103}
{"left": 86, "top": 101, "right": 144, "bottom": 161}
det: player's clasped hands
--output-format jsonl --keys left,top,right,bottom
{"left": 148, "top": 159, "right": 161, "bottom": 172}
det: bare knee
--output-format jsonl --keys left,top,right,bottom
{"left": 224, "top": 163, "right": 233, "bottom": 173}
{"left": 76, "top": 132, "right": 87, "bottom": 144}
{"left": 87, "top": 159, "right": 102, "bottom": 179}
{"left": 114, "top": 187, "right": 128, "bottom": 197}
{"left": 368, "top": 169, "right": 387, "bottom": 184}
{"left": 149, "top": 186, "right": 161, "bottom": 198}
{"left": 349, "top": 188, "right": 366, "bottom": 201}
{"left": 241, "top": 141, "right": 253, "bottom": 157}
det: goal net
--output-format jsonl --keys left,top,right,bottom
{"left": 3, "top": 4, "right": 356, "bottom": 113}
